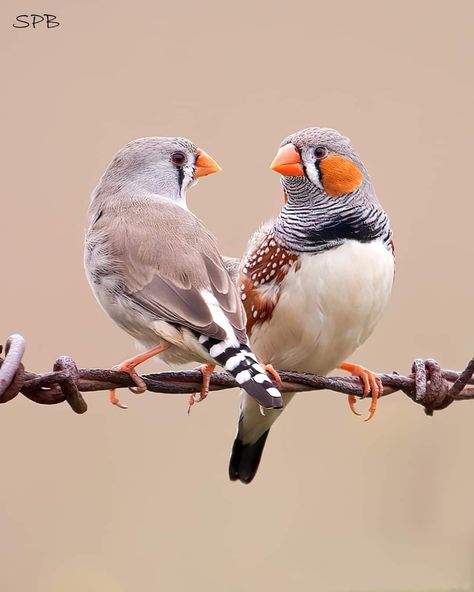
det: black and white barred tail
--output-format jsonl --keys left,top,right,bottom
{"left": 198, "top": 336, "right": 283, "bottom": 409}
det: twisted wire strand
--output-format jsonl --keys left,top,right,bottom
{"left": 1, "top": 334, "right": 474, "bottom": 416}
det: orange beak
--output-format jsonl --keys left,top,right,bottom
{"left": 270, "top": 143, "right": 305, "bottom": 176}
{"left": 194, "top": 148, "right": 222, "bottom": 178}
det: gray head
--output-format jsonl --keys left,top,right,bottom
{"left": 94, "top": 136, "right": 221, "bottom": 206}
{"left": 271, "top": 127, "right": 377, "bottom": 206}
{"left": 270, "top": 128, "right": 390, "bottom": 253}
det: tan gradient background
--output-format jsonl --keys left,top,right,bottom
{"left": 1, "top": 1, "right": 473, "bottom": 590}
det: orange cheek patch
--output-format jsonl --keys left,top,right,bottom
{"left": 319, "top": 154, "right": 363, "bottom": 197}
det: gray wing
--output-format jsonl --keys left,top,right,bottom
{"left": 129, "top": 253, "right": 246, "bottom": 342}
{"left": 91, "top": 195, "right": 247, "bottom": 343}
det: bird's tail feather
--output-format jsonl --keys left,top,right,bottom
{"left": 229, "top": 390, "right": 294, "bottom": 483}
{"left": 198, "top": 337, "right": 283, "bottom": 409}
{"left": 229, "top": 429, "right": 269, "bottom": 484}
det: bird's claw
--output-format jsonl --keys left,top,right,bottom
{"left": 340, "top": 363, "right": 383, "bottom": 421}
{"left": 186, "top": 364, "right": 215, "bottom": 415}
{"left": 108, "top": 362, "right": 148, "bottom": 409}
{"left": 112, "top": 363, "right": 147, "bottom": 394}
{"left": 362, "top": 374, "right": 383, "bottom": 421}
{"left": 109, "top": 388, "right": 128, "bottom": 410}
{"left": 187, "top": 392, "right": 202, "bottom": 415}
{"left": 348, "top": 395, "right": 362, "bottom": 416}
{"left": 129, "top": 382, "right": 147, "bottom": 395}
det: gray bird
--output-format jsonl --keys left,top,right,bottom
{"left": 84, "top": 137, "right": 283, "bottom": 411}
{"left": 229, "top": 127, "right": 394, "bottom": 483}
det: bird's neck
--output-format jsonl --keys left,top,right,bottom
{"left": 97, "top": 169, "right": 189, "bottom": 209}
{"left": 274, "top": 177, "right": 391, "bottom": 254}
{"left": 137, "top": 171, "right": 188, "bottom": 207}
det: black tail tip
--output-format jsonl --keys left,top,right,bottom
{"left": 228, "top": 431, "right": 270, "bottom": 484}
{"left": 270, "top": 395, "right": 284, "bottom": 410}
{"left": 258, "top": 395, "right": 284, "bottom": 411}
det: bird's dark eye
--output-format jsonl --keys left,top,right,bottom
{"left": 314, "top": 146, "right": 328, "bottom": 160}
{"left": 171, "top": 151, "right": 186, "bottom": 166}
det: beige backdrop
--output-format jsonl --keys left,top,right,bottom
{"left": 1, "top": 1, "right": 474, "bottom": 590}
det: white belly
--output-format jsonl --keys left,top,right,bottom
{"left": 249, "top": 239, "right": 394, "bottom": 374}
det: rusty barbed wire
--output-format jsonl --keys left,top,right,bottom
{"left": 1, "top": 334, "right": 474, "bottom": 416}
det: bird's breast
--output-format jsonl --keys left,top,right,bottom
{"left": 240, "top": 232, "right": 300, "bottom": 334}
{"left": 247, "top": 239, "right": 394, "bottom": 374}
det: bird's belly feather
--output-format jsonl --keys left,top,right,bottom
{"left": 249, "top": 239, "right": 394, "bottom": 374}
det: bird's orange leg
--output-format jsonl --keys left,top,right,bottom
{"left": 110, "top": 343, "right": 170, "bottom": 409}
{"left": 339, "top": 362, "right": 383, "bottom": 422}
{"left": 187, "top": 364, "right": 216, "bottom": 414}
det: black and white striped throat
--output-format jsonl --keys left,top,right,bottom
{"left": 274, "top": 181, "right": 392, "bottom": 254}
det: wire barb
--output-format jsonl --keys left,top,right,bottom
{"left": 1, "top": 334, "right": 473, "bottom": 415}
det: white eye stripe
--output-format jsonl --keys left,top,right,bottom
{"left": 305, "top": 163, "right": 321, "bottom": 187}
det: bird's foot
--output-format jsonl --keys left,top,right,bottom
{"left": 339, "top": 362, "right": 383, "bottom": 421}
{"left": 108, "top": 361, "right": 147, "bottom": 410}
{"left": 262, "top": 363, "right": 283, "bottom": 386}
{"left": 187, "top": 364, "right": 216, "bottom": 415}
{"left": 112, "top": 361, "right": 147, "bottom": 394}
{"left": 108, "top": 343, "right": 170, "bottom": 410}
